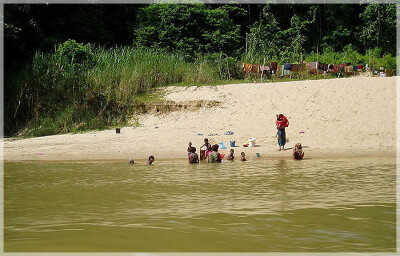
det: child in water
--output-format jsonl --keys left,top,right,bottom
{"left": 147, "top": 155, "right": 155, "bottom": 165}
{"left": 240, "top": 152, "right": 247, "bottom": 161}
{"left": 188, "top": 147, "right": 199, "bottom": 164}
{"left": 227, "top": 149, "right": 235, "bottom": 160}
{"left": 208, "top": 144, "right": 221, "bottom": 163}
{"left": 293, "top": 143, "right": 304, "bottom": 160}
{"left": 200, "top": 138, "right": 212, "bottom": 160}
{"left": 187, "top": 142, "right": 193, "bottom": 156}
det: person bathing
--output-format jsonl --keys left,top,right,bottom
{"left": 293, "top": 143, "right": 304, "bottom": 160}
{"left": 188, "top": 147, "right": 199, "bottom": 164}
{"left": 227, "top": 149, "right": 235, "bottom": 160}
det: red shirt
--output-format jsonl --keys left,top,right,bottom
{"left": 276, "top": 115, "right": 289, "bottom": 129}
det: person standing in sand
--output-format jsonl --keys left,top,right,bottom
{"left": 276, "top": 114, "right": 289, "bottom": 151}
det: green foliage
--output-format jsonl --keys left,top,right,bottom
{"left": 55, "top": 39, "right": 95, "bottom": 67}
{"left": 360, "top": 4, "right": 396, "bottom": 55}
{"left": 134, "top": 4, "right": 241, "bottom": 60}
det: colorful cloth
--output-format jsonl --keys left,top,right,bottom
{"left": 243, "top": 63, "right": 253, "bottom": 72}
{"left": 260, "top": 65, "right": 270, "bottom": 71}
{"left": 308, "top": 62, "right": 317, "bottom": 71}
{"left": 353, "top": 65, "right": 358, "bottom": 72}
{"left": 298, "top": 63, "right": 306, "bottom": 71}
{"left": 284, "top": 63, "right": 292, "bottom": 70}
{"left": 276, "top": 115, "right": 289, "bottom": 129}
{"left": 345, "top": 65, "right": 353, "bottom": 73}
{"left": 281, "top": 65, "right": 290, "bottom": 76}
{"left": 291, "top": 64, "right": 299, "bottom": 72}
{"left": 357, "top": 65, "right": 362, "bottom": 69}
{"left": 277, "top": 129, "right": 286, "bottom": 147}
{"left": 333, "top": 65, "right": 340, "bottom": 73}
{"left": 208, "top": 151, "right": 220, "bottom": 163}
{"left": 243, "top": 63, "right": 260, "bottom": 73}
{"left": 270, "top": 62, "right": 278, "bottom": 71}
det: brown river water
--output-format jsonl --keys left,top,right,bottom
{"left": 4, "top": 157, "right": 396, "bottom": 252}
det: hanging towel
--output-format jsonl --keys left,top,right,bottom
{"left": 345, "top": 65, "right": 353, "bottom": 73}
{"left": 251, "top": 64, "right": 260, "bottom": 73}
{"left": 291, "top": 64, "right": 299, "bottom": 72}
{"left": 260, "top": 65, "right": 270, "bottom": 71}
{"left": 270, "top": 62, "right": 278, "bottom": 71}
{"left": 298, "top": 63, "right": 306, "bottom": 71}
{"left": 284, "top": 63, "right": 292, "bottom": 71}
{"left": 333, "top": 65, "right": 340, "bottom": 73}
{"left": 243, "top": 63, "right": 253, "bottom": 72}
{"left": 353, "top": 65, "right": 358, "bottom": 72}
{"left": 357, "top": 65, "right": 362, "bottom": 69}
{"left": 308, "top": 62, "right": 317, "bottom": 70}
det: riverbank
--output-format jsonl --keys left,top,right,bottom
{"left": 3, "top": 76, "right": 396, "bottom": 161}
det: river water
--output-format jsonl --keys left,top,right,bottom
{"left": 4, "top": 157, "right": 396, "bottom": 252}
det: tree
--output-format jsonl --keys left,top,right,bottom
{"left": 360, "top": 4, "right": 396, "bottom": 55}
{"left": 134, "top": 4, "right": 241, "bottom": 59}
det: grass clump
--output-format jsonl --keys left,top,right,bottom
{"left": 5, "top": 41, "right": 241, "bottom": 137}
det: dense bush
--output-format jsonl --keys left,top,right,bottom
{"left": 5, "top": 42, "right": 243, "bottom": 137}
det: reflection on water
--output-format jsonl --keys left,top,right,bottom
{"left": 4, "top": 157, "right": 395, "bottom": 252}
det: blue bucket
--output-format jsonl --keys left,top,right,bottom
{"left": 230, "top": 140, "right": 235, "bottom": 147}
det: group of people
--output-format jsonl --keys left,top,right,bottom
{"left": 129, "top": 114, "right": 303, "bottom": 165}
{"left": 188, "top": 113, "right": 304, "bottom": 163}
{"left": 187, "top": 139, "right": 247, "bottom": 164}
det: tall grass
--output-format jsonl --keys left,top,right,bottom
{"left": 5, "top": 45, "right": 240, "bottom": 137}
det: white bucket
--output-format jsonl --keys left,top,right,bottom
{"left": 248, "top": 138, "right": 256, "bottom": 147}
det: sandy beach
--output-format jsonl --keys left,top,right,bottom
{"left": 3, "top": 76, "right": 397, "bottom": 162}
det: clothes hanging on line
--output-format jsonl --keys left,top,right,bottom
{"left": 270, "top": 62, "right": 278, "bottom": 71}
{"left": 284, "top": 63, "right": 292, "bottom": 71}
{"left": 344, "top": 65, "right": 353, "bottom": 73}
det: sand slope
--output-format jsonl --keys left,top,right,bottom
{"left": 3, "top": 76, "right": 397, "bottom": 161}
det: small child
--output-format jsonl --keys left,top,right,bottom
{"left": 240, "top": 152, "right": 247, "bottom": 161}
{"left": 188, "top": 147, "right": 199, "bottom": 164}
{"left": 202, "top": 138, "right": 212, "bottom": 151}
{"left": 187, "top": 142, "right": 194, "bottom": 156}
{"left": 227, "top": 149, "right": 235, "bottom": 160}
{"left": 293, "top": 143, "right": 304, "bottom": 160}
{"left": 147, "top": 155, "right": 155, "bottom": 165}
{"left": 128, "top": 159, "right": 134, "bottom": 164}
{"left": 201, "top": 138, "right": 212, "bottom": 158}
